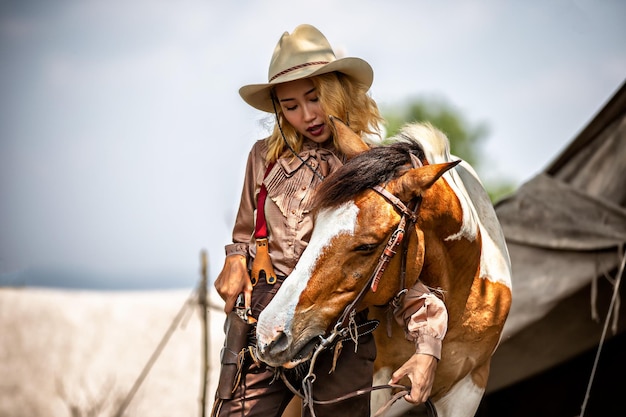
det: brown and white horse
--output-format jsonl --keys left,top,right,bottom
{"left": 256, "top": 121, "right": 512, "bottom": 417}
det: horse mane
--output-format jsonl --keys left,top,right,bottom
{"left": 314, "top": 127, "right": 428, "bottom": 210}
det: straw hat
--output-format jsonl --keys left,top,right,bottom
{"left": 239, "top": 24, "right": 374, "bottom": 113}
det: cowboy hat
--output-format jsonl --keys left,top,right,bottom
{"left": 239, "top": 24, "right": 374, "bottom": 113}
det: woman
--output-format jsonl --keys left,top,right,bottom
{"left": 212, "top": 24, "right": 447, "bottom": 417}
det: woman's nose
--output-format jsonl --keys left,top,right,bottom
{"left": 302, "top": 104, "right": 316, "bottom": 122}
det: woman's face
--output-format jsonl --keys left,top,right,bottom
{"left": 274, "top": 77, "right": 330, "bottom": 144}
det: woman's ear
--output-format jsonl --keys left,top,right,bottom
{"left": 329, "top": 116, "right": 370, "bottom": 159}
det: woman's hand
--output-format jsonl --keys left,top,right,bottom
{"left": 389, "top": 353, "right": 438, "bottom": 405}
{"left": 214, "top": 254, "right": 252, "bottom": 312}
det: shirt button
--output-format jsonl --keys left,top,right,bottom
{"left": 291, "top": 210, "right": 296, "bottom": 214}
{"left": 301, "top": 186, "right": 306, "bottom": 191}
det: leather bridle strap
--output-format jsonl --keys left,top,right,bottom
{"left": 332, "top": 185, "right": 420, "bottom": 336}
{"left": 371, "top": 185, "right": 419, "bottom": 221}
{"left": 370, "top": 185, "right": 419, "bottom": 293}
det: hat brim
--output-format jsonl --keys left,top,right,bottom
{"left": 239, "top": 57, "right": 373, "bottom": 113}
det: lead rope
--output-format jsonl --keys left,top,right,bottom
{"left": 579, "top": 246, "right": 625, "bottom": 417}
{"left": 297, "top": 329, "right": 413, "bottom": 417}
{"left": 275, "top": 293, "right": 413, "bottom": 416}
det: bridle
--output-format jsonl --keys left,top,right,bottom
{"left": 279, "top": 157, "right": 438, "bottom": 417}
{"left": 332, "top": 185, "right": 421, "bottom": 334}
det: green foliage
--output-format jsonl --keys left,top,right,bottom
{"left": 487, "top": 182, "right": 517, "bottom": 205}
{"left": 381, "top": 94, "right": 517, "bottom": 203}
{"left": 383, "top": 95, "right": 488, "bottom": 169}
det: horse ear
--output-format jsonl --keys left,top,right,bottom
{"left": 391, "top": 160, "right": 462, "bottom": 201}
{"left": 330, "top": 116, "right": 370, "bottom": 159}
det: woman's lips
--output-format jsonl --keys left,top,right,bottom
{"left": 307, "top": 124, "right": 325, "bottom": 137}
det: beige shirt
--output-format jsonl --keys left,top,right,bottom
{"left": 225, "top": 137, "right": 447, "bottom": 359}
{"left": 225, "top": 138, "right": 344, "bottom": 276}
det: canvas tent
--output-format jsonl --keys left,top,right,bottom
{"left": 478, "top": 80, "right": 626, "bottom": 416}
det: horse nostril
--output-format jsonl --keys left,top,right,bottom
{"left": 257, "top": 341, "right": 268, "bottom": 356}
{"left": 273, "top": 331, "right": 290, "bottom": 352}
{"left": 257, "top": 328, "right": 290, "bottom": 356}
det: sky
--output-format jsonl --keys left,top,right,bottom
{"left": 1, "top": 0, "right": 625, "bottom": 290}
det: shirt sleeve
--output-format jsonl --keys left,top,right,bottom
{"left": 226, "top": 140, "right": 266, "bottom": 258}
{"left": 393, "top": 281, "right": 448, "bottom": 360}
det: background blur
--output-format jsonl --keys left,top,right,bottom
{"left": 1, "top": 0, "right": 625, "bottom": 290}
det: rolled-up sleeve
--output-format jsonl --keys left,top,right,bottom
{"left": 393, "top": 281, "right": 448, "bottom": 360}
{"left": 225, "top": 243, "right": 249, "bottom": 257}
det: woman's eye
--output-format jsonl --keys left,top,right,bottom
{"left": 285, "top": 105, "right": 297, "bottom": 111}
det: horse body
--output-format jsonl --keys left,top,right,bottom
{"left": 256, "top": 122, "right": 512, "bottom": 416}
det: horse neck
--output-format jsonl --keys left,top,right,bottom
{"left": 362, "top": 181, "right": 481, "bottom": 312}
{"left": 406, "top": 183, "right": 482, "bottom": 320}
{"left": 418, "top": 224, "right": 482, "bottom": 321}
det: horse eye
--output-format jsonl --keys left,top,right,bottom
{"left": 354, "top": 243, "right": 378, "bottom": 252}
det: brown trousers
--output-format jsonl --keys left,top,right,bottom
{"left": 212, "top": 333, "right": 376, "bottom": 417}
{"left": 212, "top": 278, "right": 376, "bottom": 417}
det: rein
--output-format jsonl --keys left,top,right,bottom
{"left": 287, "top": 176, "right": 438, "bottom": 417}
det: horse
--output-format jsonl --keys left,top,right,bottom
{"left": 256, "top": 120, "right": 513, "bottom": 417}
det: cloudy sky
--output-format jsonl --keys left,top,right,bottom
{"left": 1, "top": 0, "right": 625, "bottom": 289}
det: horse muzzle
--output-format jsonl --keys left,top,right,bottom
{"left": 256, "top": 325, "right": 320, "bottom": 368}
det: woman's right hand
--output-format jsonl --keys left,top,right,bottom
{"left": 214, "top": 254, "right": 253, "bottom": 313}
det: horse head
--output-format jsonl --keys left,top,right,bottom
{"left": 257, "top": 121, "right": 463, "bottom": 367}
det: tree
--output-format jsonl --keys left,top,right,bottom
{"left": 381, "top": 94, "right": 516, "bottom": 202}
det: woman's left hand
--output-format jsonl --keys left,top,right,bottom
{"left": 389, "top": 353, "right": 438, "bottom": 405}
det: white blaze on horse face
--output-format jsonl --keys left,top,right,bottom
{"left": 256, "top": 202, "right": 360, "bottom": 346}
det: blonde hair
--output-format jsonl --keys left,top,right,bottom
{"left": 264, "top": 72, "right": 383, "bottom": 162}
